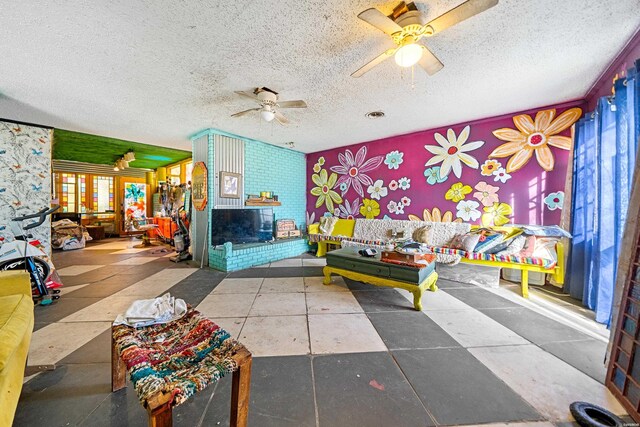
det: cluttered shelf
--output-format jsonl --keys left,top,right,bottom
{"left": 245, "top": 200, "right": 281, "bottom": 206}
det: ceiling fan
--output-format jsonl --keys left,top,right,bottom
{"left": 352, "top": 0, "right": 498, "bottom": 78}
{"left": 231, "top": 87, "right": 307, "bottom": 125}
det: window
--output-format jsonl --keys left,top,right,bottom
{"left": 169, "top": 165, "right": 181, "bottom": 185}
{"left": 93, "top": 176, "right": 115, "bottom": 212}
{"left": 185, "top": 161, "right": 193, "bottom": 186}
{"left": 60, "top": 172, "right": 77, "bottom": 212}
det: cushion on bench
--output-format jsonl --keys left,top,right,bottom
{"left": 427, "top": 246, "right": 557, "bottom": 269}
{"left": 113, "top": 308, "right": 240, "bottom": 407}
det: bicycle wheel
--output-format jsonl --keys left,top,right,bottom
{"left": 0, "top": 258, "right": 50, "bottom": 290}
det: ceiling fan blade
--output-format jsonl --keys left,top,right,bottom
{"left": 417, "top": 45, "right": 444, "bottom": 75}
{"left": 423, "top": 0, "right": 498, "bottom": 36}
{"left": 234, "top": 90, "right": 260, "bottom": 101}
{"left": 351, "top": 48, "right": 397, "bottom": 78}
{"left": 277, "top": 100, "right": 307, "bottom": 109}
{"left": 357, "top": 8, "right": 403, "bottom": 36}
{"left": 274, "top": 111, "right": 290, "bottom": 125}
{"left": 231, "top": 108, "right": 260, "bottom": 117}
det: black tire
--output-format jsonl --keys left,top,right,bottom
{"left": 0, "top": 258, "right": 50, "bottom": 290}
{"left": 569, "top": 401, "right": 624, "bottom": 427}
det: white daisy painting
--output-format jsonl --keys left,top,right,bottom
{"left": 424, "top": 126, "right": 484, "bottom": 179}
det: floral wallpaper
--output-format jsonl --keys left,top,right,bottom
{"left": 0, "top": 121, "right": 52, "bottom": 252}
{"left": 306, "top": 103, "right": 583, "bottom": 226}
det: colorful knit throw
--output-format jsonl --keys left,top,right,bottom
{"left": 113, "top": 308, "right": 240, "bottom": 407}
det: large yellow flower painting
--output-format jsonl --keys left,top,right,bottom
{"left": 408, "top": 208, "right": 463, "bottom": 223}
{"left": 310, "top": 169, "right": 342, "bottom": 212}
{"left": 489, "top": 108, "right": 582, "bottom": 173}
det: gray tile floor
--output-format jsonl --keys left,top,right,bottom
{"left": 14, "top": 238, "right": 626, "bottom": 426}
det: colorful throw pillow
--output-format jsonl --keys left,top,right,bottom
{"left": 517, "top": 225, "right": 572, "bottom": 238}
{"left": 531, "top": 237, "right": 559, "bottom": 262}
{"left": 449, "top": 232, "right": 482, "bottom": 252}
{"left": 412, "top": 226, "right": 431, "bottom": 244}
{"left": 319, "top": 216, "right": 338, "bottom": 235}
{"left": 473, "top": 228, "right": 506, "bottom": 253}
{"left": 495, "top": 235, "right": 527, "bottom": 256}
{"left": 484, "top": 229, "right": 524, "bottom": 254}
{"left": 519, "top": 235, "right": 537, "bottom": 257}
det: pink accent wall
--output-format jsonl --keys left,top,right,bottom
{"left": 585, "top": 28, "right": 640, "bottom": 111}
{"left": 306, "top": 101, "right": 585, "bottom": 227}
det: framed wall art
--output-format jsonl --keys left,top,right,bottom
{"left": 220, "top": 171, "right": 241, "bottom": 199}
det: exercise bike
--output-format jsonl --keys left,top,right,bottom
{"left": 0, "top": 206, "right": 62, "bottom": 305}
{"left": 171, "top": 206, "right": 191, "bottom": 263}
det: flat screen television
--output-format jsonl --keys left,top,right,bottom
{"left": 211, "top": 208, "right": 273, "bottom": 245}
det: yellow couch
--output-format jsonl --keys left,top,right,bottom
{"left": 308, "top": 219, "right": 565, "bottom": 298}
{"left": 308, "top": 219, "right": 355, "bottom": 257}
{"left": 0, "top": 271, "right": 34, "bottom": 427}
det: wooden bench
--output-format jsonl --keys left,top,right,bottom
{"left": 111, "top": 318, "right": 252, "bottom": 427}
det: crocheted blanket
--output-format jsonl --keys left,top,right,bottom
{"left": 113, "top": 308, "right": 240, "bottom": 407}
{"left": 428, "top": 246, "right": 557, "bottom": 269}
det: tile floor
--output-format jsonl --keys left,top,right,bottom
{"left": 14, "top": 238, "right": 627, "bottom": 426}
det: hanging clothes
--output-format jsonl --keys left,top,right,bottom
{"left": 566, "top": 59, "right": 640, "bottom": 325}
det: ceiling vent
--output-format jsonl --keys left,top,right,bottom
{"left": 365, "top": 111, "right": 385, "bottom": 119}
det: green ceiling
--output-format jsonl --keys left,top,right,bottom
{"left": 53, "top": 129, "right": 191, "bottom": 169}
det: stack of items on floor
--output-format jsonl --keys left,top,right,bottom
{"left": 51, "top": 219, "right": 91, "bottom": 250}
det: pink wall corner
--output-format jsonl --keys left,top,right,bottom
{"left": 585, "top": 27, "right": 640, "bottom": 111}
{"left": 306, "top": 100, "right": 586, "bottom": 227}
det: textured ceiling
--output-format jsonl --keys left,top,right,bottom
{"left": 1, "top": 0, "right": 638, "bottom": 154}
{"left": 53, "top": 129, "right": 191, "bottom": 169}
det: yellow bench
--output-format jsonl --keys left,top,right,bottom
{"left": 308, "top": 219, "right": 356, "bottom": 257}
{"left": 308, "top": 220, "right": 565, "bottom": 298}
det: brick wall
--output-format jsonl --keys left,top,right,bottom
{"left": 244, "top": 139, "right": 306, "bottom": 227}
{"left": 209, "top": 239, "right": 310, "bottom": 271}
{"left": 192, "top": 128, "right": 308, "bottom": 271}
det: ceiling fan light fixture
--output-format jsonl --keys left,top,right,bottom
{"left": 394, "top": 43, "right": 423, "bottom": 67}
{"left": 260, "top": 109, "right": 276, "bottom": 122}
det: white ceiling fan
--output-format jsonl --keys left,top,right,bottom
{"left": 352, "top": 0, "right": 498, "bottom": 78}
{"left": 231, "top": 87, "right": 308, "bottom": 125}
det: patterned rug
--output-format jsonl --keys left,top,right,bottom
{"left": 113, "top": 308, "right": 240, "bottom": 406}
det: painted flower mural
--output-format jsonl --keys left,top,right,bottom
{"left": 473, "top": 182, "right": 500, "bottom": 207}
{"left": 489, "top": 108, "right": 582, "bottom": 172}
{"left": 445, "top": 182, "right": 472, "bottom": 203}
{"left": 306, "top": 211, "right": 316, "bottom": 226}
{"left": 424, "top": 126, "right": 485, "bottom": 179}
{"left": 456, "top": 200, "right": 481, "bottom": 222}
{"left": 310, "top": 169, "right": 343, "bottom": 211}
{"left": 408, "top": 208, "right": 463, "bottom": 223}
{"left": 398, "top": 177, "right": 411, "bottom": 190}
{"left": 360, "top": 198, "right": 380, "bottom": 219}
{"left": 493, "top": 167, "right": 511, "bottom": 183}
{"left": 384, "top": 150, "right": 404, "bottom": 169}
{"left": 424, "top": 167, "right": 448, "bottom": 185}
{"left": 544, "top": 191, "right": 564, "bottom": 210}
{"left": 331, "top": 146, "right": 383, "bottom": 197}
{"left": 338, "top": 198, "right": 362, "bottom": 219}
{"left": 480, "top": 159, "right": 501, "bottom": 176}
{"left": 481, "top": 202, "right": 513, "bottom": 226}
{"left": 366, "top": 179, "right": 388, "bottom": 200}
{"left": 307, "top": 103, "right": 577, "bottom": 227}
